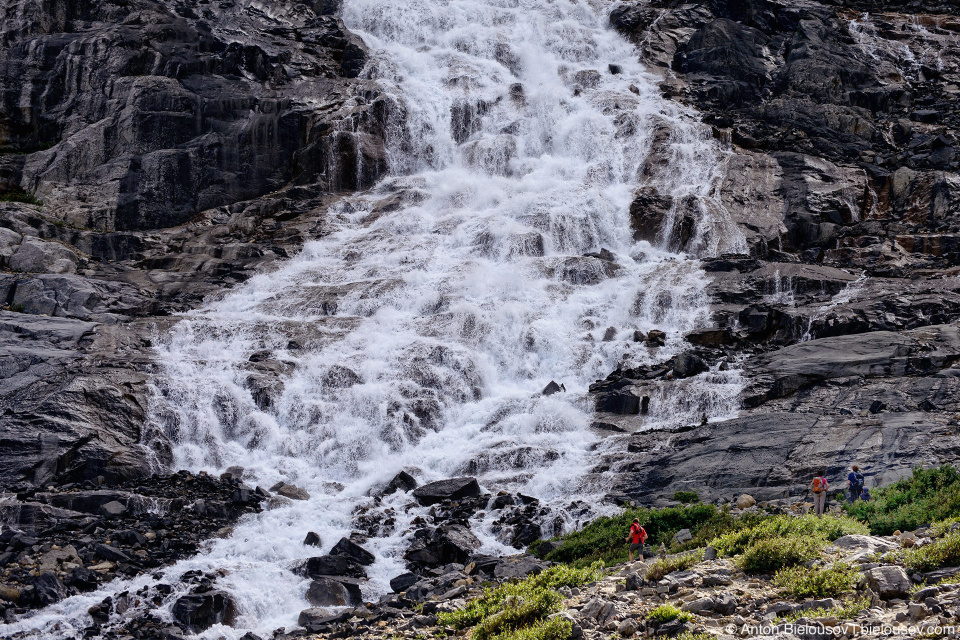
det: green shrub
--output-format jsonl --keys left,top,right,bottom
{"left": 0, "top": 188, "right": 43, "bottom": 206}
{"left": 782, "top": 597, "right": 869, "bottom": 622}
{"left": 737, "top": 536, "right": 822, "bottom": 574}
{"left": 437, "top": 563, "right": 602, "bottom": 635}
{"left": 712, "top": 514, "right": 867, "bottom": 557}
{"left": 674, "top": 491, "right": 700, "bottom": 504}
{"left": 537, "top": 504, "right": 721, "bottom": 566}
{"left": 845, "top": 466, "right": 960, "bottom": 535}
{"left": 929, "top": 517, "right": 960, "bottom": 538}
{"left": 899, "top": 531, "right": 960, "bottom": 573}
{"left": 647, "top": 604, "right": 692, "bottom": 624}
{"left": 774, "top": 562, "right": 860, "bottom": 598}
{"left": 472, "top": 589, "right": 562, "bottom": 640}
{"left": 645, "top": 549, "right": 704, "bottom": 582}
{"left": 488, "top": 615, "right": 572, "bottom": 640}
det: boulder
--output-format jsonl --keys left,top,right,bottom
{"left": 681, "top": 596, "right": 716, "bottom": 614}
{"left": 542, "top": 380, "right": 564, "bottom": 395}
{"left": 672, "top": 528, "right": 693, "bottom": 545}
{"left": 65, "top": 567, "right": 99, "bottom": 592}
{"left": 330, "top": 537, "right": 375, "bottom": 566}
{"left": 272, "top": 483, "right": 310, "bottom": 500}
{"left": 9, "top": 240, "right": 77, "bottom": 274}
{"left": 99, "top": 500, "right": 127, "bottom": 517}
{"left": 304, "top": 532, "right": 323, "bottom": 547}
{"left": 295, "top": 555, "right": 367, "bottom": 579}
{"left": 865, "top": 566, "right": 912, "bottom": 600}
{"left": 736, "top": 494, "right": 757, "bottom": 509}
{"left": 389, "top": 572, "right": 419, "bottom": 593}
{"left": 412, "top": 477, "right": 482, "bottom": 506}
{"left": 32, "top": 572, "right": 67, "bottom": 606}
{"left": 672, "top": 354, "right": 708, "bottom": 379}
{"left": 404, "top": 524, "right": 482, "bottom": 567}
{"left": 171, "top": 590, "right": 238, "bottom": 632}
{"left": 618, "top": 618, "right": 639, "bottom": 637}
{"left": 381, "top": 471, "right": 418, "bottom": 496}
{"left": 305, "top": 577, "right": 362, "bottom": 607}
{"left": 94, "top": 544, "right": 131, "bottom": 563}
{"left": 832, "top": 535, "right": 898, "bottom": 555}
{"left": 493, "top": 555, "right": 548, "bottom": 580}
{"left": 37, "top": 545, "right": 80, "bottom": 573}
{"left": 297, "top": 607, "right": 350, "bottom": 632}
{"left": 646, "top": 330, "right": 667, "bottom": 347}
{"left": 714, "top": 593, "right": 737, "bottom": 615}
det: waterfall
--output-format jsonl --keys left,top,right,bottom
{"left": 1, "top": 0, "right": 744, "bottom": 637}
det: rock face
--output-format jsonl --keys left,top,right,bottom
{"left": 0, "top": 0, "right": 394, "bottom": 493}
{"left": 0, "top": 0, "right": 388, "bottom": 232}
{"left": 589, "top": 0, "right": 960, "bottom": 504}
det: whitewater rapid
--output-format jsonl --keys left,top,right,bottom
{"left": 1, "top": 0, "right": 745, "bottom": 637}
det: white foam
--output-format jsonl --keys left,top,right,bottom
{"left": 2, "top": 0, "right": 745, "bottom": 636}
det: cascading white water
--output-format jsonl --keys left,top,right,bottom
{"left": 2, "top": 0, "right": 745, "bottom": 637}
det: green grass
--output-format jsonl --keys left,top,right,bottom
{"left": 737, "top": 536, "right": 822, "bottom": 574}
{"left": 899, "top": 530, "right": 960, "bottom": 573}
{"left": 845, "top": 466, "right": 960, "bottom": 535}
{"left": 674, "top": 491, "right": 700, "bottom": 504}
{"left": 782, "top": 597, "right": 870, "bottom": 622}
{"left": 774, "top": 562, "right": 860, "bottom": 598}
{"left": 437, "top": 563, "right": 602, "bottom": 639}
{"left": 646, "top": 549, "right": 704, "bottom": 582}
{"left": 712, "top": 514, "right": 868, "bottom": 557}
{"left": 488, "top": 616, "right": 572, "bottom": 640}
{"left": 0, "top": 188, "right": 43, "bottom": 206}
{"left": 534, "top": 503, "right": 754, "bottom": 567}
{"left": 647, "top": 604, "right": 692, "bottom": 624}
{"left": 710, "top": 514, "right": 866, "bottom": 574}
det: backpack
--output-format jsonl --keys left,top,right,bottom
{"left": 812, "top": 477, "right": 828, "bottom": 493}
{"left": 853, "top": 472, "right": 865, "bottom": 489}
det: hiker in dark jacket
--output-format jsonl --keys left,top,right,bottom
{"left": 848, "top": 465, "right": 865, "bottom": 503}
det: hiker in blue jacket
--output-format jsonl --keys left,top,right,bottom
{"left": 847, "top": 465, "right": 865, "bottom": 503}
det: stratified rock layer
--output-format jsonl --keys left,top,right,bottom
{"left": 593, "top": 0, "right": 960, "bottom": 503}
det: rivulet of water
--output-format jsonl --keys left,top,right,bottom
{"left": 2, "top": 0, "right": 745, "bottom": 637}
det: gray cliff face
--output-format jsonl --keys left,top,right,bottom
{"left": 0, "top": 0, "right": 393, "bottom": 490}
{"left": 0, "top": 0, "right": 388, "bottom": 231}
{"left": 591, "top": 0, "right": 960, "bottom": 503}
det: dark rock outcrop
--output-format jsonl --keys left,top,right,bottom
{"left": 593, "top": 0, "right": 960, "bottom": 504}
{"left": 412, "top": 477, "right": 482, "bottom": 506}
{"left": 172, "top": 589, "right": 238, "bottom": 633}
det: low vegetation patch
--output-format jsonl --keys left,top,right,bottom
{"left": 645, "top": 549, "right": 704, "bottom": 582}
{"left": 673, "top": 491, "right": 700, "bottom": 504}
{"left": 437, "top": 563, "right": 601, "bottom": 640}
{"left": 846, "top": 466, "right": 960, "bottom": 535}
{"left": 647, "top": 604, "right": 692, "bottom": 624}
{"left": 487, "top": 616, "right": 572, "bottom": 640}
{"left": 712, "top": 514, "right": 868, "bottom": 557}
{"left": 711, "top": 514, "right": 867, "bottom": 573}
{"left": 774, "top": 562, "right": 860, "bottom": 598}
{"left": 899, "top": 530, "right": 960, "bottom": 573}
{"left": 782, "top": 597, "right": 870, "bottom": 623}
{"left": 0, "top": 188, "right": 43, "bottom": 206}
{"left": 534, "top": 504, "right": 759, "bottom": 566}
{"left": 737, "top": 536, "right": 822, "bottom": 573}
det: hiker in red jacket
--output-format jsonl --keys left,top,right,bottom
{"left": 625, "top": 518, "right": 647, "bottom": 562}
